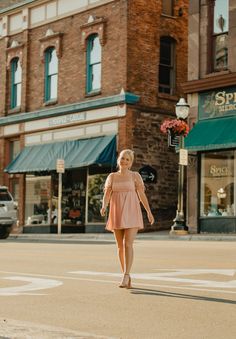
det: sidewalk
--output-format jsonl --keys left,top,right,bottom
{"left": 7, "top": 230, "right": 236, "bottom": 243}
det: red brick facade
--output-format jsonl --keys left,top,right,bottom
{"left": 0, "top": 0, "right": 188, "bottom": 232}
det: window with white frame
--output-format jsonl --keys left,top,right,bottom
{"left": 10, "top": 58, "right": 22, "bottom": 109}
{"left": 86, "top": 34, "right": 102, "bottom": 93}
{"left": 44, "top": 47, "right": 58, "bottom": 101}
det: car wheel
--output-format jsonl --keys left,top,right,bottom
{"left": 0, "top": 226, "right": 11, "bottom": 239}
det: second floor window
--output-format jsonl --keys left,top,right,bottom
{"left": 212, "top": 0, "right": 228, "bottom": 71}
{"left": 162, "top": 0, "right": 174, "bottom": 16}
{"left": 159, "top": 37, "right": 176, "bottom": 95}
{"left": 44, "top": 47, "right": 58, "bottom": 102}
{"left": 86, "top": 34, "right": 102, "bottom": 93}
{"left": 10, "top": 58, "right": 22, "bottom": 109}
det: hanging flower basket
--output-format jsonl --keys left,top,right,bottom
{"left": 160, "top": 118, "right": 190, "bottom": 137}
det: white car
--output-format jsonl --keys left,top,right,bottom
{"left": 0, "top": 186, "right": 18, "bottom": 239}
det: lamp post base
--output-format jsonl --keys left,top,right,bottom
{"left": 170, "top": 220, "right": 189, "bottom": 235}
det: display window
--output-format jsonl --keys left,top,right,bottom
{"left": 200, "top": 151, "right": 235, "bottom": 217}
{"left": 25, "top": 175, "right": 51, "bottom": 225}
{"left": 52, "top": 169, "right": 86, "bottom": 226}
{"left": 86, "top": 173, "right": 108, "bottom": 223}
{"left": 24, "top": 166, "right": 111, "bottom": 228}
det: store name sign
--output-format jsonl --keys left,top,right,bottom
{"left": 49, "top": 113, "right": 85, "bottom": 127}
{"left": 199, "top": 86, "right": 236, "bottom": 120}
{"left": 209, "top": 165, "right": 232, "bottom": 177}
{"left": 215, "top": 91, "right": 236, "bottom": 112}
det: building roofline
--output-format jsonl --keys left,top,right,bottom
{"left": 0, "top": 0, "right": 37, "bottom": 15}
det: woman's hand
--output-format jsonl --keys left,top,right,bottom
{"left": 100, "top": 207, "right": 106, "bottom": 217}
{"left": 147, "top": 211, "right": 154, "bottom": 224}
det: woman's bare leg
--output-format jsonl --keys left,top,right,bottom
{"left": 113, "top": 229, "right": 125, "bottom": 272}
{"left": 124, "top": 228, "right": 138, "bottom": 274}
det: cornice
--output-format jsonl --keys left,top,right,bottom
{"left": 0, "top": 92, "right": 140, "bottom": 126}
{"left": 182, "top": 72, "right": 236, "bottom": 94}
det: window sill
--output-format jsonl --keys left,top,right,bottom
{"left": 204, "top": 69, "right": 229, "bottom": 78}
{"left": 8, "top": 107, "right": 21, "bottom": 114}
{"left": 161, "top": 13, "right": 177, "bottom": 19}
{"left": 85, "top": 90, "right": 101, "bottom": 98}
{"left": 43, "top": 99, "right": 58, "bottom": 107}
{"left": 158, "top": 92, "right": 178, "bottom": 101}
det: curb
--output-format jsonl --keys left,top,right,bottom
{"left": 6, "top": 232, "right": 236, "bottom": 243}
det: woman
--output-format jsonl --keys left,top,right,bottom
{"left": 100, "top": 149, "right": 154, "bottom": 289}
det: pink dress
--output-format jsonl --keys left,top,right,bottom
{"left": 104, "top": 171, "right": 145, "bottom": 231}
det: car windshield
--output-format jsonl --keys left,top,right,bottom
{"left": 0, "top": 190, "right": 12, "bottom": 201}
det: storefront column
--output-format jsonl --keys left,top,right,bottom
{"left": 187, "top": 155, "right": 198, "bottom": 233}
{"left": 18, "top": 174, "right": 25, "bottom": 227}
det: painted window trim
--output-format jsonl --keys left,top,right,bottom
{"left": 86, "top": 34, "right": 101, "bottom": 94}
{"left": 44, "top": 47, "right": 58, "bottom": 102}
{"left": 10, "top": 57, "right": 21, "bottom": 109}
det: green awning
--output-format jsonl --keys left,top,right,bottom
{"left": 184, "top": 116, "right": 236, "bottom": 151}
{"left": 5, "top": 135, "right": 116, "bottom": 174}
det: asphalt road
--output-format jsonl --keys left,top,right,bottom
{"left": 0, "top": 239, "right": 236, "bottom": 339}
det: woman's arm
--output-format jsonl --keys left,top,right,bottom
{"left": 100, "top": 173, "right": 113, "bottom": 217}
{"left": 137, "top": 189, "right": 155, "bottom": 224}
{"left": 100, "top": 187, "right": 112, "bottom": 216}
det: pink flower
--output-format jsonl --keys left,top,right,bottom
{"left": 160, "top": 118, "right": 190, "bottom": 137}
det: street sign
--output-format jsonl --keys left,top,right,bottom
{"left": 56, "top": 159, "right": 65, "bottom": 173}
{"left": 179, "top": 149, "right": 188, "bottom": 166}
{"left": 139, "top": 165, "right": 157, "bottom": 183}
{"left": 168, "top": 132, "right": 179, "bottom": 147}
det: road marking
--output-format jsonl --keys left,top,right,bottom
{"left": 0, "top": 276, "right": 62, "bottom": 296}
{"left": 69, "top": 269, "right": 236, "bottom": 292}
{"left": 1, "top": 270, "right": 236, "bottom": 295}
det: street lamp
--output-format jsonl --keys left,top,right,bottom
{"left": 170, "top": 97, "right": 189, "bottom": 235}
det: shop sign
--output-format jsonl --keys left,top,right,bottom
{"left": 199, "top": 86, "right": 236, "bottom": 120}
{"left": 139, "top": 165, "right": 157, "bottom": 183}
{"left": 49, "top": 112, "right": 85, "bottom": 127}
{"left": 56, "top": 159, "right": 65, "bottom": 173}
{"left": 209, "top": 165, "right": 232, "bottom": 177}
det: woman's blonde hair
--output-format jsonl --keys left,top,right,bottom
{"left": 117, "top": 149, "right": 134, "bottom": 169}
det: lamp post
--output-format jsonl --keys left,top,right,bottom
{"left": 170, "top": 98, "right": 189, "bottom": 235}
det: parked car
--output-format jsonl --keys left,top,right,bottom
{"left": 0, "top": 186, "right": 17, "bottom": 239}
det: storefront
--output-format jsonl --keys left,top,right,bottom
{"left": 5, "top": 134, "right": 116, "bottom": 233}
{"left": 185, "top": 86, "right": 236, "bottom": 233}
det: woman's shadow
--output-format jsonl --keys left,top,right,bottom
{"left": 130, "top": 287, "right": 236, "bottom": 305}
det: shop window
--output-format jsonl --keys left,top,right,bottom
{"left": 87, "top": 173, "right": 108, "bottom": 223}
{"left": 86, "top": 34, "right": 102, "bottom": 94}
{"left": 200, "top": 151, "right": 235, "bottom": 217}
{"left": 162, "top": 0, "right": 174, "bottom": 16}
{"left": 25, "top": 175, "right": 51, "bottom": 225}
{"left": 52, "top": 170, "right": 86, "bottom": 226}
{"left": 211, "top": 0, "right": 228, "bottom": 71}
{"left": 159, "top": 37, "right": 176, "bottom": 95}
{"left": 10, "top": 58, "right": 22, "bottom": 109}
{"left": 44, "top": 47, "right": 58, "bottom": 102}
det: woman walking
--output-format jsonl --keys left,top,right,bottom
{"left": 100, "top": 149, "right": 154, "bottom": 288}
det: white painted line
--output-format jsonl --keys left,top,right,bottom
{"left": 0, "top": 276, "right": 63, "bottom": 296}
{"left": 0, "top": 270, "right": 236, "bottom": 295}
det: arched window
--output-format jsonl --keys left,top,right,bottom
{"left": 211, "top": 0, "right": 228, "bottom": 71}
{"left": 159, "top": 36, "right": 176, "bottom": 95}
{"left": 10, "top": 58, "right": 22, "bottom": 109}
{"left": 44, "top": 47, "right": 58, "bottom": 101}
{"left": 86, "top": 34, "right": 102, "bottom": 93}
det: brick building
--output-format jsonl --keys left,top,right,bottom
{"left": 0, "top": 0, "right": 188, "bottom": 233}
{"left": 183, "top": 0, "right": 236, "bottom": 233}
